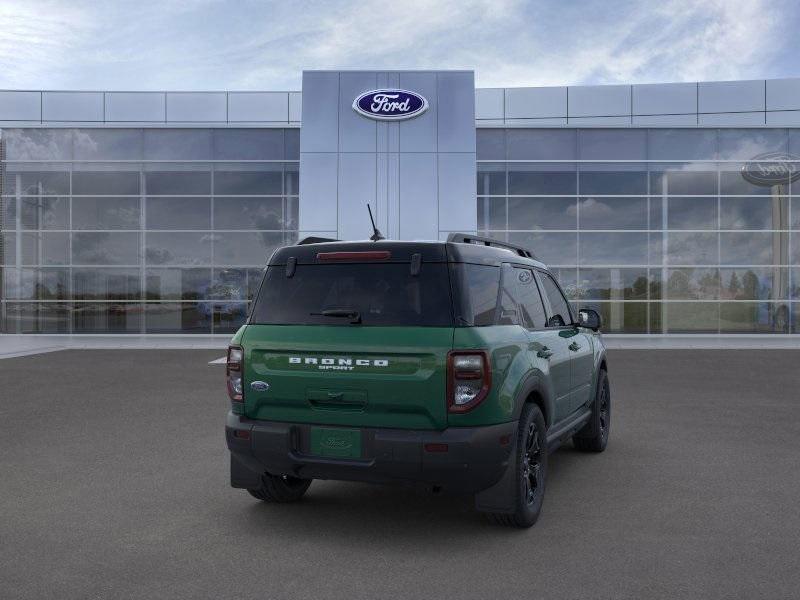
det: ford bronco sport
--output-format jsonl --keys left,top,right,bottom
{"left": 225, "top": 233, "right": 609, "bottom": 527}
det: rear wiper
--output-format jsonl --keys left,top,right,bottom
{"left": 311, "top": 309, "right": 362, "bottom": 324}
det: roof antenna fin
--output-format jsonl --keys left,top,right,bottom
{"left": 367, "top": 204, "right": 385, "bottom": 241}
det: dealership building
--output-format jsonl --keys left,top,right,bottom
{"left": 1, "top": 70, "right": 799, "bottom": 337}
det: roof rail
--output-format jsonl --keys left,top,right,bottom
{"left": 446, "top": 233, "right": 536, "bottom": 259}
{"left": 297, "top": 236, "right": 339, "bottom": 245}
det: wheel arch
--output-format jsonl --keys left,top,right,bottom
{"left": 512, "top": 371, "right": 554, "bottom": 429}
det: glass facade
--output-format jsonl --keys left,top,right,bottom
{"left": 1, "top": 125, "right": 798, "bottom": 335}
{"left": 478, "top": 128, "right": 800, "bottom": 334}
{"left": 0, "top": 128, "right": 299, "bottom": 334}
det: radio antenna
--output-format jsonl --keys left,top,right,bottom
{"left": 367, "top": 204, "right": 385, "bottom": 241}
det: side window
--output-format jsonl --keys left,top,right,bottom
{"left": 513, "top": 268, "right": 548, "bottom": 329}
{"left": 453, "top": 264, "right": 500, "bottom": 326}
{"left": 498, "top": 265, "right": 520, "bottom": 325}
{"left": 539, "top": 272, "right": 572, "bottom": 327}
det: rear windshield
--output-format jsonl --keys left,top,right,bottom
{"left": 250, "top": 263, "right": 453, "bottom": 326}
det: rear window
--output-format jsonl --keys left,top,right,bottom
{"left": 250, "top": 263, "right": 453, "bottom": 326}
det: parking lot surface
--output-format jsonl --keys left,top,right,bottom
{"left": 1, "top": 349, "right": 799, "bottom": 599}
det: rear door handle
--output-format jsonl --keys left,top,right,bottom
{"left": 568, "top": 342, "right": 581, "bottom": 352}
{"left": 536, "top": 346, "right": 553, "bottom": 359}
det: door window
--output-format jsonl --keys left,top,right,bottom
{"left": 540, "top": 273, "right": 573, "bottom": 327}
{"left": 513, "top": 268, "right": 548, "bottom": 329}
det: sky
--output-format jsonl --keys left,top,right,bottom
{"left": 0, "top": 0, "right": 798, "bottom": 91}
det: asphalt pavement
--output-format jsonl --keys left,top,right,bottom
{"left": 1, "top": 348, "right": 799, "bottom": 599}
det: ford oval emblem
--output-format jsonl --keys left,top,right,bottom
{"left": 741, "top": 152, "right": 800, "bottom": 187}
{"left": 250, "top": 381, "right": 269, "bottom": 392}
{"left": 353, "top": 89, "right": 428, "bottom": 121}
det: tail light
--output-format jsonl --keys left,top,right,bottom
{"left": 447, "top": 350, "right": 491, "bottom": 413}
{"left": 227, "top": 345, "right": 244, "bottom": 403}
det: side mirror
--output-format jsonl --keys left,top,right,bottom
{"left": 578, "top": 309, "right": 601, "bottom": 331}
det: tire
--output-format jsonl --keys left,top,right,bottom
{"left": 489, "top": 403, "right": 547, "bottom": 528}
{"left": 247, "top": 472, "right": 312, "bottom": 503}
{"left": 574, "top": 368, "right": 610, "bottom": 453}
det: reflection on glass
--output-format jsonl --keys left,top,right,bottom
{"left": 720, "top": 196, "right": 787, "bottom": 230}
{"left": 284, "top": 165, "right": 299, "bottom": 196}
{"left": 72, "top": 197, "right": 140, "bottom": 230}
{"left": 145, "top": 197, "right": 211, "bottom": 230}
{"left": 144, "top": 302, "right": 211, "bottom": 333}
{"left": 213, "top": 302, "right": 249, "bottom": 333}
{"left": 508, "top": 197, "right": 576, "bottom": 230}
{"left": 718, "top": 129, "right": 788, "bottom": 160}
{"left": 577, "top": 268, "right": 648, "bottom": 300}
{"left": 145, "top": 232, "right": 212, "bottom": 266}
{"left": 213, "top": 232, "right": 283, "bottom": 266}
{"left": 651, "top": 170, "right": 717, "bottom": 196}
{"left": 213, "top": 170, "right": 282, "bottom": 195}
{"left": 477, "top": 167, "right": 505, "bottom": 195}
{"left": 3, "top": 302, "right": 70, "bottom": 333}
{"left": 579, "top": 233, "right": 648, "bottom": 266}
{"left": 73, "top": 129, "right": 143, "bottom": 160}
{"left": 578, "top": 197, "right": 647, "bottom": 230}
{"left": 578, "top": 130, "right": 646, "bottom": 161}
{"left": 1, "top": 233, "right": 16, "bottom": 265}
{"left": 720, "top": 302, "right": 790, "bottom": 333}
{"left": 36, "top": 268, "right": 69, "bottom": 300}
{"left": 666, "top": 268, "right": 719, "bottom": 300}
{"left": 22, "top": 232, "right": 70, "bottom": 265}
{"left": 577, "top": 302, "right": 647, "bottom": 333}
{"left": 477, "top": 129, "right": 505, "bottom": 160}
{"left": 72, "top": 171, "right": 140, "bottom": 195}
{"left": 578, "top": 171, "right": 647, "bottom": 195}
{"left": 4, "top": 129, "right": 73, "bottom": 160}
{"left": 213, "top": 197, "right": 283, "bottom": 230}
{"left": 213, "top": 129, "right": 284, "bottom": 160}
{"left": 666, "top": 233, "right": 718, "bottom": 265}
{"left": 664, "top": 302, "right": 719, "bottom": 333}
{"left": 720, "top": 232, "right": 781, "bottom": 265}
{"left": 18, "top": 171, "right": 70, "bottom": 195}
{"left": 20, "top": 196, "right": 69, "bottom": 230}
{"left": 145, "top": 268, "right": 211, "bottom": 300}
{"left": 209, "top": 268, "right": 248, "bottom": 301}
{"left": 72, "top": 303, "right": 142, "bottom": 333}
{"left": 508, "top": 170, "right": 575, "bottom": 195}
{"left": 477, "top": 197, "right": 505, "bottom": 231}
{"left": 665, "top": 197, "right": 717, "bottom": 230}
{"left": 508, "top": 232, "right": 577, "bottom": 266}
{"left": 506, "top": 129, "right": 576, "bottom": 160}
{"left": 647, "top": 129, "right": 717, "bottom": 161}
{"left": 720, "top": 170, "right": 779, "bottom": 196}
{"left": 143, "top": 130, "right": 213, "bottom": 160}
{"left": 145, "top": 171, "right": 210, "bottom": 195}
{"left": 720, "top": 268, "right": 788, "bottom": 301}
{"left": 72, "top": 232, "right": 139, "bottom": 266}
{"left": 1, "top": 127, "right": 299, "bottom": 334}
{"left": 73, "top": 268, "right": 141, "bottom": 300}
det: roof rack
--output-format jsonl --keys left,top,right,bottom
{"left": 446, "top": 233, "right": 536, "bottom": 259}
{"left": 297, "top": 236, "right": 339, "bottom": 245}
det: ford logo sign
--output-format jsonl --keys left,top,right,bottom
{"left": 741, "top": 152, "right": 800, "bottom": 187}
{"left": 352, "top": 89, "right": 428, "bottom": 121}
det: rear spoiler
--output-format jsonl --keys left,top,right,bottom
{"left": 297, "top": 236, "right": 339, "bottom": 245}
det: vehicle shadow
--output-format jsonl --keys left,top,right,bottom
{"left": 232, "top": 444, "right": 585, "bottom": 544}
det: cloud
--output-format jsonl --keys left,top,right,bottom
{"left": 0, "top": 0, "right": 795, "bottom": 90}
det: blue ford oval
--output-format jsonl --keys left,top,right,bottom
{"left": 352, "top": 89, "right": 428, "bottom": 121}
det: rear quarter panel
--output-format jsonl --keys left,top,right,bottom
{"left": 448, "top": 325, "right": 532, "bottom": 427}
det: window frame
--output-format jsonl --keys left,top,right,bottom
{"left": 534, "top": 269, "right": 576, "bottom": 328}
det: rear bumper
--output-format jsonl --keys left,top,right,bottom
{"left": 226, "top": 412, "right": 517, "bottom": 493}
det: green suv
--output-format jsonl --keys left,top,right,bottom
{"left": 225, "top": 234, "right": 610, "bottom": 527}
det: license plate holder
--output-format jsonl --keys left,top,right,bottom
{"left": 310, "top": 427, "right": 362, "bottom": 459}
